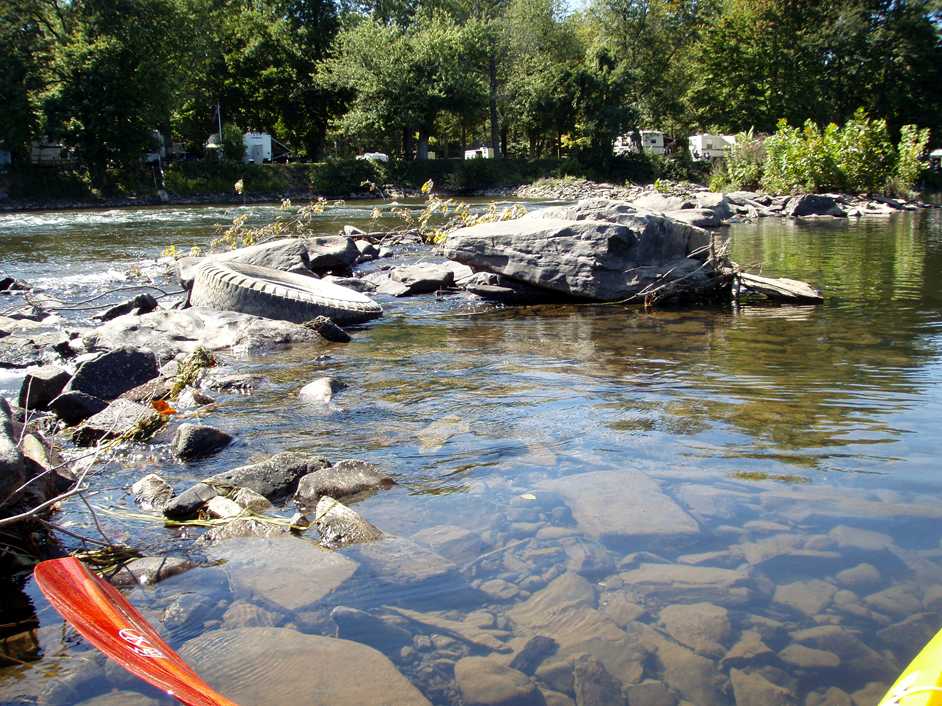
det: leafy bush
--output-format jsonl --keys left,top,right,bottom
{"left": 723, "top": 129, "right": 765, "bottom": 190}
{"left": 221, "top": 123, "right": 245, "bottom": 161}
{"left": 896, "top": 124, "right": 931, "bottom": 191}
{"left": 831, "top": 109, "right": 895, "bottom": 193}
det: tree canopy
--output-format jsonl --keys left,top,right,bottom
{"left": 2, "top": 0, "right": 939, "bottom": 182}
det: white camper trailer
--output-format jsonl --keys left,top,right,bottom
{"left": 689, "top": 133, "right": 736, "bottom": 161}
{"left": 464, "top": 146, "right": 494, "bottom": 159}
{"left": 243, "top": 132, "right": 272, "bottom": 163}
{"left": 639, "top": 130, "right": 666, "bottom": 155}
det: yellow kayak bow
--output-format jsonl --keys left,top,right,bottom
{"left": 880, "top": 626, "right": 942, "bottom": 705}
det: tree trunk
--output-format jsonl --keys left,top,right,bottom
{"left": 461, "top": 125, "right": 467, "bottom": 154}
{"left": 500, "top": 124, "right": 508, "bottom": 158}
{"left": 488, "top": 44, "right": 500, "bottom": 158}
{"left": 403, "top": 127, "right": 414, "bottom": 161}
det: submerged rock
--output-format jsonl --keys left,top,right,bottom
{"left": 455, "top": 657, "right": 545, "bottom": 706}
{"left": 180, "top": 627, "right": 431, "bottom": 705}
{"left": 299, "top": 377, "right": 344, "bottom": 404}
{"left": 110, "top": 556, "right": 195, "bottom": 587}
{"left": 330, "top": 606, "right": 413, "bottom": 653}
{"left": 539, "top": 470, "right": 699, "bottom": 545}
{"left": 729, "top": 668, "right": 795, "bottom": 706}
{"left": 658, "top": 602, "right": 730, "bottom": 658}
{"left": 206, "top": 537, "right": 358, "bottom": 612}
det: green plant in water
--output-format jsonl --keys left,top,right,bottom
{"left": 169, "top": 346, "right": 216, "bottom": 399}
{"left": 732, "top": 471, "right": 810, "bottom": 484}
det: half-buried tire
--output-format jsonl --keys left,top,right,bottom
{"left": 190, "top": 260, "right": 383, "bottom": 325}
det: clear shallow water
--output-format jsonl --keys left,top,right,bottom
{"left": 1, "top": 203, "right": 941, "bottom": 705}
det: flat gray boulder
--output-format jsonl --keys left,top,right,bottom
{"left": 442, "top": 215, "right": 718, "bottom": 302}
{"left": 786, "top": 194, "right": 845, "bottom": 218}
{"left": 180, "top": 627, "right": 431, "bottom": 705}
{"left": 204, "top": 451, "right": 331, "bottom": 502}
{"left": 177, "top": 239, "right": 313, "bottom": 289}
{"left": 539, "top": 470, "right": 699, "bottom": 543}
{"left": 306, "top": 236, "right": 360, "bottom": 272}
{"left": 88, "top": 308, "right": 323, "bottom": 360}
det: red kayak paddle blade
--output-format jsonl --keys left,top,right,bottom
{"left": 34, "top": 557, "right": 238, "bottom": 706}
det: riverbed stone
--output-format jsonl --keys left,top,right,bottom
{"left": 479, "top": 578, "right": 521, "bottom": 602}
{"left": 180, "top": 627, "right": 431, "bottom": 705}
{"left": 455, "top": 657, "right": 545, "bottom": 706}
{"left": 413, "top": 524, "right": 487, "bottom": 562}
{"left": 230, "top": 486, "right": 272, "bottom": 512}
{"left": 780, "top": 643, "right": 841, "bottom": 669}
{"left": 658, "top": 602, "right": 730, "bottom": 657}
{"left": 205, "top": 495, "right": 245, "bottom": 519}
{"left": 197, "top": 517, "right": 291, "bottom": 545}
{"left": 303, "top": 315, "right": 351, "bottom": 343}
{"left": 721, "top": 630, "right": 773, "bottom": 667}
{"left": 163, "top": 481, "right": 218, "bottom": 519}
{"left": 330, "top": 606, "right": 412, "bottom": 653}
{"left": 642, "top": 628, "right": 726, "bottom": 706}
{"left": 172, "top": 423, "right": 232, "bottom": 460}
{"left": 616, "top": 563, "right": 752, "bottom": 607}
{"left": 64, "top": 347, "right": 160, "bottom": 401}
{"left": 785, "top": 194, "right": 844, "bottom": 218}
{"left": 206, "top": 537, "right": 357, "bottom": 612}
{"left": 299, "top": 376, "right": 344, "bottom": 403}
{"left": 17, "top": 366, "right": 70, "bottom": 411}
{"left": 729, "top": 668, "right": 795, "bottom": 706}
{"left": 850, "top": 682, "right": 891, "bottom": 706}
{"left": 71, "top": 398, "right": 161, "bottom": 446}
{"left": 203, "top": 451, "right": 331, "bottom": 502}
{"left": 539, "top": 470, "right": 698, "bottom": 545}
{"left": 110, "top": 556, "right": 195, "bottom": 587}
{"left": 625, "top": 680, "right": 677, "bottom": 706}
{"left": 48, "top": 390, "right": 109, "bottom": 426}
{"left": 835, "top": 563, "right": 881, "bottom": 590}
{"left": 352, "top": 536, "right": 458, "bottom": 589}
{"left": 314, "top": 496, "right": 384, "bottom": 547}
{"left": 306, "top": 236, "right": 360, "bottom": 273}
{"left": 0, "top": 399, "right": 26, "bottom": 499}
{"left": 222, "top": 601, "right": 280, "bottom": 629}
{"left": 94, "top": 293, "right": 159, "bottom": 322}
{"left": 828, "top": 525, "right": 894, "bottom": 551}
{"left": 773, "top": 579, "right": 837, "bottom": 616}
{"left": 572, "top": 655, "right": 622, "bottom": 706}
{"left": 294, "top": 459, "right": 395, "bottom": 511}
{"left": 88, "top": 308, "right": 323, "bottom": 360}
{"left": 509, "top": 636, "right": 559, "bottom": 675}
{"left": 131, "top": 473, "right": 174, "bottom": 511}
{"left": 387, "top": 263, "right": 456, "bottom": 295}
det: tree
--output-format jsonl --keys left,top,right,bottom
{"left": 0, "top": 0, "right": 55, "bottom": 161}
{"left": 43, "top": 0, "right": 183, "bottom": 186}
{"left": 319, "top": 11, "right": 485, "bottom": 158}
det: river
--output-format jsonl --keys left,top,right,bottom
{"left": 1, "top": 201, "right": 941, "bottom": 705}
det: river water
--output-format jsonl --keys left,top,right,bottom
{"left": 1, "top": 201, "right": 941, "bottom": 705}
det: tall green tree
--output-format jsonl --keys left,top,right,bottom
{"left": 43, "top": 0, "right": 183, "bottom": 186}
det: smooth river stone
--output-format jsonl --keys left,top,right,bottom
{"left": 180, "top": 627, "right": 431, "bottom": 706}
{"left": 539, "top": 470, "right": 698, "bottom": 543}
{"left": 207, "top": 536, "right": 357, "bottom": 612}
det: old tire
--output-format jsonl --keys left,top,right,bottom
{"left": 190, "top": 260, "right": 382, "bottom": 325}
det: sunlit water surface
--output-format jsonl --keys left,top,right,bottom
{"left": 1, "top": 202, "right": 941, "bottom": 705}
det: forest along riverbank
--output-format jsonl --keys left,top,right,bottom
{"left": 1, "top": 198, "right": 941, "bottom": 705}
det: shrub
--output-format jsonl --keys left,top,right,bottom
{"left": 164, "top": 160, "right": 294, "bottom": 195}
{"left": 831, "top": 109, "right": 895, "bottom": 193}
{"left": 895, "top": 124, "right": 931, "bottom": 192}
{"left": 723, "top": 129, "right": 765, "bottom": 190}
{"left": 221, "top": 123, "right": 245, "bottom": 162}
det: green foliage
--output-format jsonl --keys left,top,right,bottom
{"left": 220, "top": 124, "right": 245, "bottom": 162}
{"left": 308, "top": 158, "right": 385, "bottom": 197}
{"left": 164, "top": 161, "right": 298, "bottom": 195}
{"left": 722, "top": 130, "right": 765, "bottom": 191}
{"left": 895, "top": 124, "right": 931, "bottom": 191}
{"left": 762, "top": 111, "right": 902, "bottom": 194}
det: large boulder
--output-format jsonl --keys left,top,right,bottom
{"left": 64, "top": 348, "right": 160, "bottom": 401}
{"left": 442, "top": 215, "right": 721, "bottom": 302}
{"left": 785, "top": 194, "right": 845, "bottom": 218}
{"left": 306, "top": 237, "right": 360, "bottom": 273}
{"left": 18, "top": 366, "right": 71, "bottom": 411}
